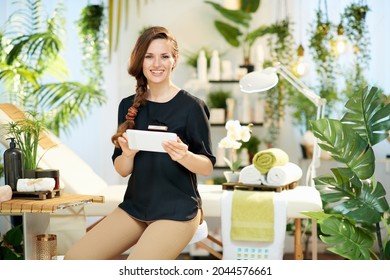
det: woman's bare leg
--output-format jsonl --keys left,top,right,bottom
{"left": 64, "top": 208, "right": 146, "bottom": 260}
{"left": 128, "top": 210, "right": 201, "bottom": 260}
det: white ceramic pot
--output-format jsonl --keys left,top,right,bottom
{"left": 224, "top": 171, "right": 240, "bottom": 183}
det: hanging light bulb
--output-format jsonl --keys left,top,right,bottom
{"left": 223, "top": 0, "right": 240, "bottom": 10}
{"left": 331, "top": 23, "right": 347, "bottom": 56}
{"left": 294, "top": 44, "right": 307, "bottom": 76}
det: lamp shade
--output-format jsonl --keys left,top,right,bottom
{"left": 239, "top": 67, "right": 279, "bottom": 93}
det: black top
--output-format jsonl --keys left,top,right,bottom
{"left": 112, "top": 90, "right": 216, "bottom": 221}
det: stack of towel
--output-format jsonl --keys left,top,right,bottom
{"left": 252, "top": 148, "right": 289, "bottom": 174}
{"left": 239, "top": 148, "right": 302, "bottom": 186}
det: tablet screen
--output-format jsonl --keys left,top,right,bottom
{"left": 126, "top": 129, "right": 177, "bottom": 153}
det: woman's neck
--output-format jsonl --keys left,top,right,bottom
{"left": 147, "top": 83, "right": 180, "bottom": 102}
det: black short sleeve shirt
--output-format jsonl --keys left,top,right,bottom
{"left": 112, "top": 90, "right": 216, "bottom": 221}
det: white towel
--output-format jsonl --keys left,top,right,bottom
{"left": 16, "top": 178, "right": 56, "bottom": 192}
{"left": 265, "top": 162, "right": 302, "bottom": 186}
{"left": 0, "top": 185, "right": 13, "bottom": 202}
{"left": 239, "top": 164, "right": 264, "bottom": 185}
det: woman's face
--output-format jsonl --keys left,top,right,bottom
{"left": 143, "top": 38, "right": 176, "bottom": 85}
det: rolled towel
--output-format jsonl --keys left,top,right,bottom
{"left": 252, "top": 148, "right": 289, "bottom": 174}
{"left": 265, "top": 162, "right": 303, "bottom": 186}
{"left": 0, "top": 185, "right": 13, "bottom": 202}
{"left": 239, "top": 164, "right": 264, "bottom": 185}
{"left": 16, "top": 178, "right": 55, "bottom": 192}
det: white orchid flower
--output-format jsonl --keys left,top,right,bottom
{"left": 218, "top": 120, "right": 253, "bottom": 173}
{"left": 218, "top": 137, "right": 241, "bottom": 149}
{"left": 240, "top": 125, "right": 251, "bottom": 142}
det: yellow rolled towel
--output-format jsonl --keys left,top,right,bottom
{"left": 252, "top": 148, "right": 289, "bottom": 174}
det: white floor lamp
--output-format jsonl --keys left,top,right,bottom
{"left": 239, "top": 62, "right": 327, "bottom": 187}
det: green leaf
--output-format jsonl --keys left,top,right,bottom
{"left": 310, "top": 118, "right": 375, "bottom": 179}
{"left": 241, "top": 0, "right": 260, "bottom": 13}
{"left": 3, "top": 225, "right": 23, "bottom": 248}
{"left": 205, "top": 1, "right": 251, "bottom": 27}
{"left": 245, "top": 25, "right": 269, "bottom": 46}
{"left": 385, "top": 240, "right": 390, "bottom": 260}
{"left": 319, "top": 216, "right": 374, "bottom": 260}
{"left": 335, "top": 181, "right": 389, "bottom": 224}
{"left": 341, "top": 86, "right": 390, "bottom": 146}
{"left": 214, "top": 21, "right": 242, "bottom": 47}
{"left": 33, "top": 82, "right": 106, "bottom": 134}
{"left": 304, "top": 213, "right": 374, "bottom": 260}
{"left": 314, "top": 169, "right": 388, "bottom": 224}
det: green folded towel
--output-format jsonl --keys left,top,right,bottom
{"left": 231, "top": 190, "right": 274, "bottom": 242}
{"left": 252, "top": 148, "right": 289, "bottom": 174}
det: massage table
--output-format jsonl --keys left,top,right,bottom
{"left": 198, "top": 184, "right": 323, "bottom": 260}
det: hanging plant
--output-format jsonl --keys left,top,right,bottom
{"left": 341, "top": 3, "right": 371, "bottom": 99}
{"left": 76, "top": 4, "right": 106, "bottom": 93}
{"left": 263, "top": 19, "right": 296, "bottom": 145}
{"left": 307, "top": 8, "right": 339, "bottom": 122}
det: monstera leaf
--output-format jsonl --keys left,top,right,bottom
{"left": 314, "top": 169, "right": 389, "bottom": 224}
{"left": 341, "top": 86, "right": 390, "bottom": 146}
{"left": 311, "top": 119, "right": 375, "bottom": 180}
{"left": 305, "top": 212, "right": 374, "bottom": 260}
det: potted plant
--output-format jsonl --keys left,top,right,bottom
{"left": 4, "top": 110, "right": 47, "bottom": 175}
{"left": 207, "top": 89, "right": 231, "bottom": 124}
{"left": 204, "top": 0, "right": 269, "bottom": 69}
{"left": 306, "top": 86, "right": 390, "bottom": 260}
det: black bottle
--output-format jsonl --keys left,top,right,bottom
{"left": 3, "top": 137, "right": 24, "bottom": 191}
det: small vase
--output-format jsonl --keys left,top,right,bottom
{"left": 224, "top": 171, "right": 240, "bottom": 183}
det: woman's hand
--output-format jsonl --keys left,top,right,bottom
{"left": 162, "top": 136, "right": 189, "bottom": 161}
{"left": 118, "top": 132, "right": 138, "bottom": 157}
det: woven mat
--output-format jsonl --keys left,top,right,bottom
{"left": 0, "top": 193, "right": 104, "bottom": 213}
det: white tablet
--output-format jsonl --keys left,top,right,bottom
{"left": 126, "top": 129, "right": 177, "bottom": 153}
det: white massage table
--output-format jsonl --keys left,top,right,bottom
{"left": 198, "top": 184, "right": 323, "bottom": 260}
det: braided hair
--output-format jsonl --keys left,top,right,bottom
{"left": 111, "top": 26, "right": 179, "bottom": 147}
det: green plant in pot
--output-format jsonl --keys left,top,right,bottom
{"left": 305, "top": 86, "right": 390, "bottom": 260}
{"left": 205, "top": 0, "right": 269, "bottom": 68}
{"left": 207, "top": 89, "right": 231, "bottom": 124}
{"left": 4, "top": 111, "right": 47, "bottom": 175}
{"left": 207, "top": 89, "right": 231, "bottom": 110}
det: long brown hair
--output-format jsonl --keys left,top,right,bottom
{"left": 111, "top": 26, "right": 179, "bottom": 147}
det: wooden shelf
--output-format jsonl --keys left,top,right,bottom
{"left": 209, "top": 80, "right": 239, "bottom": 83}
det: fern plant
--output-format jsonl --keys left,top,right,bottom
{"left": 306, "top": 86, "right": 390, "bottom": 260}
{"left": 0, "top": 0, "right": 106, "bottom": 135}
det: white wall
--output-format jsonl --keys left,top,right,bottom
{"left": 1, "top": 0, "right": 390, "bottom": 185}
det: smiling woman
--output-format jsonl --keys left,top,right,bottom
{"left": 64, "top": 26, "right": 216, "bottom": 260}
